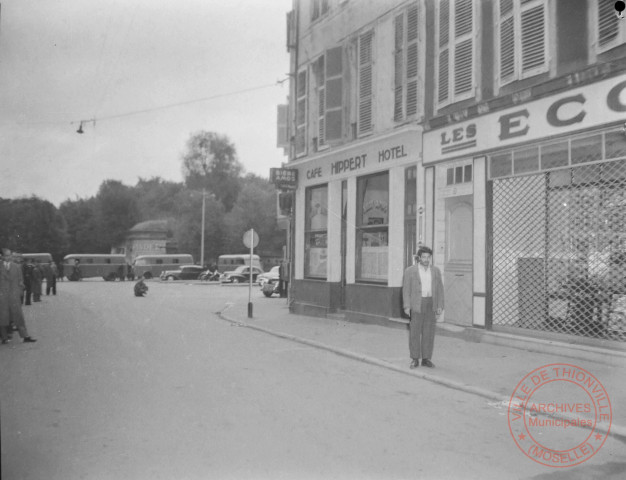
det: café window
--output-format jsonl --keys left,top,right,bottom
{"left": 356, "top": 172, "right": 389, "bottom": 283}
{"left": 304, "top": 185, "right": 328, "bottom": 278}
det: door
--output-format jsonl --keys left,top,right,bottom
{"left": 340, "top": 181, "right": 347, "bottom": 310}
{"left": 444, "top": 195, "right": 473, "bottom": 325}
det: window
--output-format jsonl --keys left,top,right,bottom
{"left": 311, "top": 0, "right": 330, "bottom": 22}
{"left": 305, "top": 185, "right": 328, "bottom": 278}
{"left": 446, "top": 164, "right": 472, "bottom": 185}
{"left": 497, "top": 0, "right": 548, "bottom": 86}
{"left": 597, "top": 0, "right": 626, "bottom": 52}
{"left": 356, "top": 172, "right": 389, "bottom": 282}
{"left": 436, "top": 0, "right": 475, "bottom": 108}
{"left": 173, "top": 259, "right": 179, "bottom": 264}
{"left": 358, "top": 30, "right": 374, "bottom": 135}
{"left": 156, "top": 259, "right": 163, "bottom": 265}
{"left": 394, "top": 5, "right": 420, "bottom": 121}
{"left": 295, "top": 69, "right": 307, "bottom": 156}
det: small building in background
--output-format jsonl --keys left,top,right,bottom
{"left": 111, "top": 219, "right": 178, "bottom": 261}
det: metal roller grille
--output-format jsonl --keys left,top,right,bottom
{"left": 491, "top": 159, "right": 626, "bottom": 341}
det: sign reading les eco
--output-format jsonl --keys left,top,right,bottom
{"left": 423, "top": 75, "right": 626, "bottom": 164}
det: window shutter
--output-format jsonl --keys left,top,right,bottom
{"left": 454, "top": 0, "right": 473, "bottom": 97}
{"left": 276, "top": 104, "right": 289, "bottom": 149}
{"left": 325, "top": 46, "right": 343, "bottom": 141}
{"left": 316, "top": 56, "right": 326, "bottom": 147}
{"left": 295, "top": 70, "right": 307, "bottom": 155}
{"left": 520, "top": 4, "right": 546, "bottom": 73}
{"left": 598, "top": 0, "right": 619, "bottom": 48}
{"left": 406, "top": 5, "right": 419, "bottom": 117}
{"left": 499, "top": 16, "right": 515, "bottom": 82}
{"left": 394, "top": 14, "right": 404, "bottom": 121}
{"left": 438, "top": 0, "right": 450, "bottom": 105}
{"left": 358, "top": 30, "right": 374, "bottom": 135}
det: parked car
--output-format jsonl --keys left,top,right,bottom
{"left": 261, "top": 278, "right": 281, "bottom": 297}
{"left": 159, "top": 265, "right": 204, "bottom": 281}
{"left": 220, "top": 266, "right": 264, "bottom": 284}
{"left": 258, "top": 265, "right": 280, "bottom": 288}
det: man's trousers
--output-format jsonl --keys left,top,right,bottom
{"left": 409, "top": 297, "right": 436, "bottom": 361}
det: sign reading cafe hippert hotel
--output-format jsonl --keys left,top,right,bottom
{"left": 423, "top": 75, "right": 626, "bottom": 164}
{"left": 297, "top": 132, "right": 420, "bottom": 186}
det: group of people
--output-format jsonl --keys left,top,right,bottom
{"left": 22, "top": 257, "right": 60, "bottom": 305}
{"left": 0, "top": 248, "right": 39, "bottom": 344}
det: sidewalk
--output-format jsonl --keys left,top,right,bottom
{"left": 218, "top": 296, "right": 626, "bottom": 443}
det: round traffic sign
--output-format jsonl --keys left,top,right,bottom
{"left": 243, "top": 229, "right": 259, "bottom": 248}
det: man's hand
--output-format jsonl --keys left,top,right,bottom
{"left": 404, "top": 307, "right": 410, "bottom": 317}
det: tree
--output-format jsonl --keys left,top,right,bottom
{"left": 94, "top": 180, "right": 140, "bottom": 250}
{"left": 134, "top": 177, "right": 185, "bottom": 220}
{"left": 0, "top": 196, "right": 68, "bottom": 260}
{"left": 59, "top": 197, "right": 101, "bottom": 254}
{"left": 223, "top": 174, "right": 284, "bottom": 256}
{"left": 181, "top": 131, "right": 243, "bottom": 212}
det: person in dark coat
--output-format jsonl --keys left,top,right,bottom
{"left": 134, "top": 276, "right": 148, "bottom": 297}
{"left": 45, "top": 261, "right": 57, "bottom": 295}
{"left": 22, "top": 258, "right": 34, "bottom": 305}
{"left": 32, "top": 260, "right": 43, "bottom": 302}
{"left": 1, "top": 248, "right": 36, "bottom": 344}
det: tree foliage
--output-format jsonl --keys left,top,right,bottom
{"left": 181, "top": 131, "right": 243, "bottom": 212}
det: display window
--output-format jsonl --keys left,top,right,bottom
{"left": 304, "top": 185, "right": 328, "bottom": 278}
{"left": 356, "top": 172, "right": 389, "bottom": 282}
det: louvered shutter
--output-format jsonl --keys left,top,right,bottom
{"left": 276, "top": 104, "right": 289, "bottom": 149}
{"left": 438, "top": 0, "right": 450, "bottom": 105}
{"left": 358, "top": 30, "right": 374, "bottom": 135}
{"left": 295, "top": 70, "right": 307, "bottom": 155}
{"left": 316, "top": 56, "right": 326, "bottom": 147}
{"left": 454, "top": 0, "right": 473, "bottom": 96}
{"left": 325, "top": 46, "right": 343, "bottom": 141}
{"left": 520, "top": 4, "right": 546, "bottom": 73}
{"left": 394, "top": 14, "right": 404, "bottom": 121}
{"left": 406, "top": 5, "right": 419, "bottom": 117}
{"left": 499, "top": 16, "right": 515, "bottom": 81}
{"left": 598, "top": 0, "right": 619, "bottom": 48}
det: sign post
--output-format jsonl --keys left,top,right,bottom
{"left": 243, "top": 228, "right": 259, "bottom": 318}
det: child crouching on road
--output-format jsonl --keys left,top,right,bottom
{"left": 134, "top": 276, "right": 148, "bottom": 297}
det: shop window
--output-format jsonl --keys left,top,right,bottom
{"left": 304, "top": 185, "right": 328, "bottom": 278}
{"left": 596, "top": 0, "right": 626, "bottom": 53}
{"left": 605, "top": 131, "right": 626, "bottom": 159}
{"left": 571, "top": 134, "right": 602, "bottom": 165}
{"left": 541, "top": 141, "right": 569, "bottom": 169}
{"left": 513, "top": 146, "right": 539, "bottom": 174}
{"left": 436, "top": 0, "right": 475, "bottom": 108}
{"left": 394, "top": 4, "right": 420, "bottom": 121}
{"left": 491, "top": 152, "right": 513, "bottom": 178}
{"left": 356, "top": 172, "right": 389, "bottom": 282}
{"left": 497, "top": 0, "right": 548, "bottom": 86}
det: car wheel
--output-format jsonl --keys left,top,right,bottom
{"left": 263, "top": 291, "right": 273, "bottom": 297}
{"left": 167, "top": 275, "right": 175, "bottom": 281}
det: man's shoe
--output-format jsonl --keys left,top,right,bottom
{"left": 23, "top": 337, "right": 37, "bottom": 343}
{"left": 422, "top": 359, "right": 434, "bottom": 368}
{"left": 410, "top": 359, "right": 420, "bottom": 369}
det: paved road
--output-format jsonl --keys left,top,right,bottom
{"left": 1, "top": 279, "right": 625, "bottom": 479}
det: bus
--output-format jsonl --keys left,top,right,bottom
{"left": 63, "top": 254, "right": 127, "bottom": 281}
{"left": 132, "top": 254, "right": 194, "bottom": 279}
{"left": 19, "top": 253, "right": 53, "bottom": 264}
{"left": 217, "top": 254, "right": 262, "bottom": 273}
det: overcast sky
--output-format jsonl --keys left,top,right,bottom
{"left": 0, "top": 0, "right": 292, "bottom": 206}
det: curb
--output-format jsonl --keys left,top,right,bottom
{"left": 216, "top": 310, "right": 626, "bottom": 444}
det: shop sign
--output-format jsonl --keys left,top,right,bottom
{"left": 270, "top": 167, "right": 298, "bottom": 190}
{"left": 423, "top": 74, "right": 626, "bottom": 164}
{"left": 298, "top": 132, "right": 419, "bottom": 185}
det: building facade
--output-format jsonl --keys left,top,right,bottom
{"left": 281, "top": 0, "right": 626, "bottom": 345}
